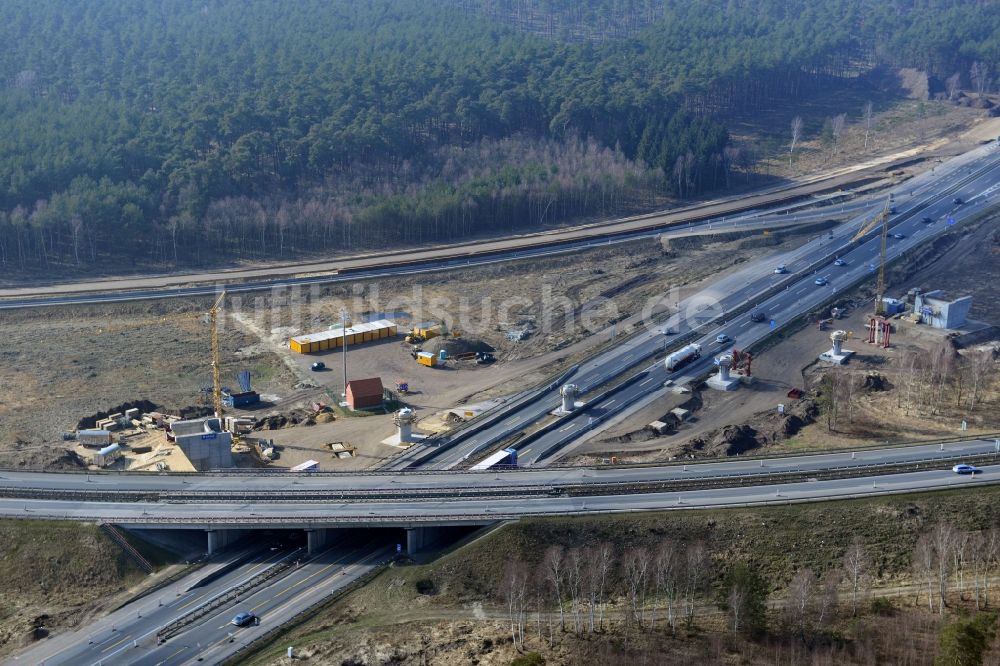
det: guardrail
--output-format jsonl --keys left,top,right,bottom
{"left": 220, "top": 551, "right": 394, "bottom": 666}
{"left": 527, "top": 154, "right": 1000, "bottom": 461}
{"left": 156, "top": 548, "right": 303, "bottom": 642}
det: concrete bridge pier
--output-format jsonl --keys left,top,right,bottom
{"left": 206, "top": 529, "right": 242, "bottom": 556}
{"left": 406, "top": 526, "right": 444, "bottom": 555}
{"left": 306, "top": 528, "right": 331, "bottom": 555}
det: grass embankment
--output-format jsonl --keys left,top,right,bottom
{"left": 244, "top": 485, "right": 1000, "bottom": 664}
{"left": 0, "top": 520, "right": 152, "bottom": 654}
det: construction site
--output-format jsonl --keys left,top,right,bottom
{"left": 0, "top": 117, "right": 997, "bottom": 477}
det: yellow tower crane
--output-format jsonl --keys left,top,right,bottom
{"left": 208, "top": 291, "right": 226, "bottom": 418}
{"left": 851, "top": 197, "right": 893, "bottom": 317}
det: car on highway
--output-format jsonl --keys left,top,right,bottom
{"left": 892, "top": 233, "right": 906, "bottom": 239}
{"left": 231, "top": 611, "right": 258, "bottom": 627}
{"left": 774, "top": 264, "right": 787, "bottom": 274}
{"left": 814, "top": 277, "right": 828, "bottom": 286}
{"left": 833, "top": 258, "right": 846, "bottom": 266}
{"left": 750, "top": 309, "right": 766, "bottom": 323}
{"left": 310, "top": 361, "right": 325, "bottom": 371}
{"left": 953, "top": 197, "right": 963, "bottom": 205}
{"left": 921, "top": 216, "right": 934, "bottom": 224}
{"left": 952, "top": 464, "right": 980, "bottom": 475}
{"left": 715, "top": 334, "right": 731, "bottom": 344}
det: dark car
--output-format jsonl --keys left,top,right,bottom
{"left": 310, "top": 361, "right": 325, "bottom": 371}
{"left": 953, "top": 197, "right": 963, "bottom": 205}
{"left": 921, "top": 216, "right": 933, "bottom": 224}
{"left": 231, "top": 612, "right": 258, "bottom": 627}
{"left": 750, "top": 310, "right": 766, "bottom": 323}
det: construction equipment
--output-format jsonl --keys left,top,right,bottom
{"left": 731, "top": 348, "right": 753, "bottom": 376}
{"left": 209, "top": 291, "right": 226, "bottom": 418}
{"left": 851, "top": 197, "right": 892, "bottom": 316}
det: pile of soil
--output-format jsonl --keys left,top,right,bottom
{"left": 684, "top": 398, "right": 819, "bottom": 457}
{"left": 176, "top": 405, "right": 214, "bottom": 420}
{"left": 253, "top": 408, "right": 316, "bottom": 430}
{"left": 77, "top": 399, "right": 158, "bottom": 429}
{"left": 861, "top": 373, "right": 892, "bottom": 392}
{"left": 421, "top": 336, "right": 494, "bottom": 357}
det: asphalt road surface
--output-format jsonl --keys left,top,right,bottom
{"left": 0, "top": 465, "right": 997, "bottom": 528}
{"left": 13, "top": 539, "right": 393, "bottom": 666}
{"left": 393, "top": 141, "right": 1000, "bottom": 469}
{"left": 1, "top": 437, "right": 999, "bottom": 497}
{"left": 0, "top": 153, "right": 910, "bottom": 306}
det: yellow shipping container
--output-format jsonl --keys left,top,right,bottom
{"left": 289, "top": 319, "right": 398, "bottom": 354}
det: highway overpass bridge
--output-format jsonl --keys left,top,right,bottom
{"left": 3, "top": 436, "right": 999, "bottom": 555}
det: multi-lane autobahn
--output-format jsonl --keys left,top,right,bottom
{"left": 385, "top": 139, "right": 1000, "bottom": 470}
{"left": 4, "top": 140, "right": 999, "bottom": 666}
{"left": 15, "top": 538, "right": 393, "bottom": 666}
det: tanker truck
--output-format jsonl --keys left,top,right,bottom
{"left": 664, "top": 343, "right": 702, "bottom": 372}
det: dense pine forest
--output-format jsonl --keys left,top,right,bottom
{"left": 0, "top": 0, "right": 997, "bottom": 273}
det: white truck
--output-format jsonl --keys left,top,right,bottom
{"left": 665, "top": 343, "right": 702, "bottom": 372}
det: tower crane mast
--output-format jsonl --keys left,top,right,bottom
{"left": 209, "top": 291, "right": 226, "bottom": 418}
{"left": 851, "top": 197, "right": 893, "bottom": 317}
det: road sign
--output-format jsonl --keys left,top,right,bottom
{"left": 769, "top": 319, "right": 776, "bottom": 330}
{"left": 947, "top": 217, "right": 956, "bottom": 226}
{"left": 396, "top": 543, "right": 402, "bottom": 553}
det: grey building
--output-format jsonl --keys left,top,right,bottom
{"left": 913, "top": 289, "right": 972, "bottom": 329}
{"left": 170, "top": 417, "right": 233, "bottom": 470}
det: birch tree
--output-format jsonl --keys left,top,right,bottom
{"left": 843, "top": 537, "right": 870, "bottom": 616}
{"left": 863, "top": 101, "right": 874, "bottom": 151}
{"left": 542, "top": 545, "right": 566, "bottom": 630}
{"left": 789, "top": 115, "right": 803, "bottom": 167}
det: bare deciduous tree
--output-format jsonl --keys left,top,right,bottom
{"left": 967, "top": 348, "right": 995, "bottom": 412}
{"left": 831, "top": 114, "right": 847, "bottom": 155}
{"left": 503, "top": 561, "right": 529, "bottom": 650}
{"left": 863, "top": 101, "right": 874, "bottom": 151}
{"left": 967, "top": 531, "right": 986, "bottom": 610}
{"left": 566, "top": 547, "right": 583, "bottom": 634}
{"left": 728, "top": 583, "right": 747, "bottom": 635}
{"left": 623, "top": 547, "right": 651, "bottom": 633}
{"left": 653, "top": 539, "right": 679, "bottom": 632}
{"left": 785, "top": 568, "right": 817, "bottom": 641}
{"left": 683, "top": 541, "right": 708, "bottom": 628}
{"left": 789, "top": 115, "right": 803, "bottom": 167}
{"left": 542, "top": 545, "right": 566, "bottom": 630}
{"left": 817, "top": 568, "right": 841, "bottom": 631}
{"left": 914, "top": 533, "right": 936, "bottom": 612}
{"left": 843, "top": 538, "right": 870, "bottom": 616}
{"left": 931, "top": 522, "right": 957, "bottom": 614}
{"left": 971, "top": 61, "right": 991, "bottom": 97}
{"left": 946, "top": 72, "right": 962, "bottom": 101}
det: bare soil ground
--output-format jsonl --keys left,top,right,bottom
{"left": 0, "top": 300, "right": 297, "bottom": 467}
{"left": 569, "top": 208, "right": 1000, "bottom": 463}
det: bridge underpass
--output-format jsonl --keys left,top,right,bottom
{"left": 127, "top": 522, "right": 491, "bottom": 558}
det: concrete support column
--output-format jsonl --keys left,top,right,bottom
{"left": 306, "top": 528, "right": 330, "bottom": 555}
{"left": 206, "top": 529, "right": 236, "bottom": 556}
{"left": 406, "top": 526, "right": 443, "bottom": 555}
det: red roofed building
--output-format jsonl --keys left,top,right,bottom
{"left": 346, "top": 377, "right": 384, "bottom": 410}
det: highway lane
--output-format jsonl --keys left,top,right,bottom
{"left": 121, "top": 540, "right": 393, "bottom": 666}
{"left": 518, "top": 145, "right": 1000, "bottom": 464}
{"left": 12, "top": 540, "right": 392, "bottom": 666}
{"left": 0, "top": 467, "right": 997, "bottom": 526}
{"left": 0, "top": 195, "right": 875, "bottom": 311}
{"left": 402, "top": 142, "right": 1000, "bottom": 469}
{"left": 0, "top": 152, "right": 911, "bottom": 306}
{"left": 1, "top": 438, "right": 1000, "bottom": 496}
{"left": 12, "top": 544, "right": 297, "bottom": 666}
